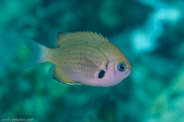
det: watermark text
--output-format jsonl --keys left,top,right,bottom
{"left": 1, "top": 118, "right": 34, "bottom": 121}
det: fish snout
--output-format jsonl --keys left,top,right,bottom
{"left": 125, "top": 68, "right": 132, "bottom": 77}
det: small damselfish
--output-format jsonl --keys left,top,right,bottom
{"left": 25, "top": 32, "right": 132, "bottom": 87}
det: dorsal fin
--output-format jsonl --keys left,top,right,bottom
{"left": 56, "top": 31, "right": 109, "bottom": 47}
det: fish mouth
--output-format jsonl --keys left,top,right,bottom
{"left": 125, "top": 69, "right": 132, "bottom": 77}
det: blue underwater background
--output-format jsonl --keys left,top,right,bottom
{"left": 0, "top": 0, "right": 184, "bottom": 122}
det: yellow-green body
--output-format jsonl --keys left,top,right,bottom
{"left": 39, "top": 32, "right": 131, "bottom": 87}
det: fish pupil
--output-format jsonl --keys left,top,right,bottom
{"left": 120, "top": 65, "right": 124, "bottom": 69}
{"left": 118, "top": 63, "right": 126, "bottom": 71}
{"left": 98, "top": 70, "right": 105, "bottom": 79}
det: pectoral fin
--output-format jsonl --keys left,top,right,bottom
{"left": 53, "top": 66, "right": 83, "bottom": 85}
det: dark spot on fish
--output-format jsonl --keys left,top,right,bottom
{"left": 98, "top": 70, "right": 105, "bottom": 79}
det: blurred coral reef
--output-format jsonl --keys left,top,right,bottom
{"left": 0, "top": 0, "right": 184, "bottom": 122}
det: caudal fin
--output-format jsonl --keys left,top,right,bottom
{"left": 23, "top": 39, "right": 48, "bottom": 67}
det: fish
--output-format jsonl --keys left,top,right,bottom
{"left": 25, "top": 31, "right": 132, "bottom": 87}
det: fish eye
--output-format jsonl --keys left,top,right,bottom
{"left": 117, "top": 62, "right": 126, "bottom": 72}
{"left": 98, "top": 70, "right": 105, "bottom": 79}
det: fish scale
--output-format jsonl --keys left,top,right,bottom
{"left": 27, "top": 31, "right": 132, "bottom": 86}
{"left": 57, "top": 44, "right": 105, "bottom": 81}
{"left": 50, "top": 40, "right": 114, "bottom": 81}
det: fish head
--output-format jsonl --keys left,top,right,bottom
{"left": 92, "top": 54, "right": 132, "bottom": 87}
{"left": 112, "top": 57, "right": 132, "bottom": 84}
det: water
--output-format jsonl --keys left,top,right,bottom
{"left": 0, "top": 0, "right": 184, "bottom": 122}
